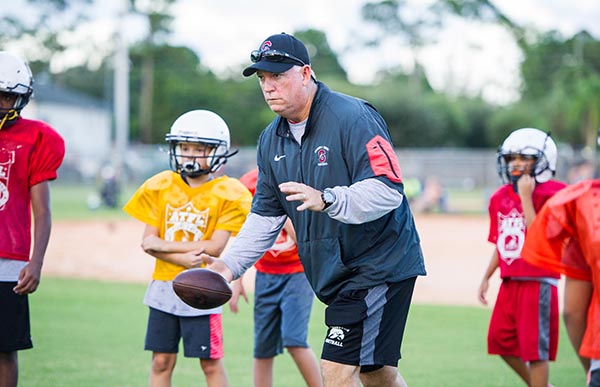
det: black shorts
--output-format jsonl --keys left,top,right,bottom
{"left": 590, "top": 368, "right": 600, "bottom": 387}
{"left": 0, "top": 282, "right": 33, "bottom": 352}
{"left": 321, "top": 277, "right": 416, "bottom": 372}
{"left": 144, "top": 307, "right": 224, "bottom": 359}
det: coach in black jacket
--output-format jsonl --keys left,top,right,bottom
{"left": 202, "top": 32, "right": 426, "bottom": 387}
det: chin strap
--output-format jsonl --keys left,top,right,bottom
{"left": 0, "top": 110, "right": 18, "bottom": 130}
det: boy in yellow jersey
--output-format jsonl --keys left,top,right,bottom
{"left": 123, "top": 110, "right": 251, "bottom": 387}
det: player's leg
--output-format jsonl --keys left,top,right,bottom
{"left": 199, "top": 358, "right": 228, "bottom": 387}
{"left": 529, "top": 360, "right": 550, "bottom": 387}
{"left": 489, "top": 281, "right": 530, "bottom": 384}
{"left": 321, "top": 277, "right": 416, "bottom": 387}
{"left": 518, "top": 281, "right": 559, "bottom": 387}
{"left": 499, "top": 355, "right": 530, "bottom": 384}
{"left": 0, "top": 282, "right": 33, "bottom": 387}
{"left": 144, "top": 308, "right": 180, "bottom": 385}
{"left": 281, "top": 273, "right": 322, "bottom": 387}
{"left": 181, "top": 313, "right": 228, "bottom": 386}
{"left": 0, "top": 352, "right": 18, "bottom": 387}
{"left": 253, "top": 272, "right": 284, "bottom": 387}
{"left": 254, "top": 357, "right": 274, "bottom": 387}
{"left": 150, "top": 352, "right": 177, "bottom": 386}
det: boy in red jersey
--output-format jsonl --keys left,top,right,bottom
{"left": 522, "top": 179, "right": 600, "bottom": 387}
{"left": 123, "top": 110, "right": 251, "bottom": 387}
{"left": 478, "top": 128, "right": 566, "bottom": 387}
{"left": 232, "top": 168, "right": 322, "bottom": 387}
{"left": 0, "top": 52, "right": 65, "bottom": 387}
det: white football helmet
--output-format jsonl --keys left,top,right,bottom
{"left": 166, "top": 110, "right": 237, "bottom": 177}
{"left": 0, "top": 52, "right": 34, "bottom": 127}
{"left": 497, "top": 127, "right": 557, "bottom": 185}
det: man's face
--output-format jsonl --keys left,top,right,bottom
{"left": 256, "top": 66, "right": 307, "bottom": 119}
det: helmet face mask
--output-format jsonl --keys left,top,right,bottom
{"left": 0, "top": 52, "right": 34, "bottom": 127}
{"left": 496, "top": 128, "right": 557, "bottom": 188}
{"left": 166, "top": 110, "right": 236, "bottom": 178}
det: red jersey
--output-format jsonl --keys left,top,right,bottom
{"left": 488, "top": 180, "right": 566, "bottom": 278}
{"left": 522, "top": 179, "right": 600, "bottom": 358}
{"left": 0, "top": 117, "right": 65, "bottom": 261}
{"left": 239, "top": 168, "right": 303, "bottom": 274}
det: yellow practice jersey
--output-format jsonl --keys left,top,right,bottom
{"left": 123, "top": 171, "right": 252, "bottom": 280}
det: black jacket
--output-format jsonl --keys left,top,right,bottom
{"left": 253, "top": 82, "right": 426, "bottom": 304}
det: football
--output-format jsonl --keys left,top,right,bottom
{"left": 172, "top": 268, "right": 232, "bottom": 309}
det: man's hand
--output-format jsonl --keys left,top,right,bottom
{"left": 279, "top": 181, "right": 325, "bottom": 212}
{"left": 200, "top": 254, "right": 234, "bottom": 282}
{"left": 13, "top": 262, "right": 43, "bottom": 295}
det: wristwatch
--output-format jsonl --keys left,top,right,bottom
{"left": 321, "top": 189, "right": 336, "bottom": 210}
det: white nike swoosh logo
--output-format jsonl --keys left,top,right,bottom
{"left": 274, "top": 155, "right": 286, "bottom": 161}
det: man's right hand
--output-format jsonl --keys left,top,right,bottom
{"left": 200, "top": 253, "right": 234, "bottom": 282}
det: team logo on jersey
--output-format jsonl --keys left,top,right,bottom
{"left": 496, "top": 208, "right": 525, "bottom": 265}
{"left": 164, "top": 202, "right": 208, "bottom": 242}
{"left": 314, "top": 145, "right": 329, "bottom": 166}
{"left": 0, "top": 149, "right": 15, "bottom": 211}
{"left": 325, "top": 326, "right": 348, "bottom": 347}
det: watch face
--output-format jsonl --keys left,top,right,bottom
{"left": 323, "top": 191, "right": 334, "bottom": 203}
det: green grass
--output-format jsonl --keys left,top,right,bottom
{"left": 49, "top": 183, "right": 135, "bottom": 220}
{"left": 21, "top": 278, "right": 584, "bottom": 386}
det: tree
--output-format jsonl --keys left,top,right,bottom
{"left": 361, "top": 0, "right": 441, "bottom": 91}
{"left": 128, "top": 0, "right": 177, "bottom": 143}
{"left": 294, "top": 29, "right": 347, "bottom": 80}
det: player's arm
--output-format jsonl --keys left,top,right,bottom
{"left": 141, "top": 230, "right": 231, "bottom": 256}
{"left": 563, "top": 276, "right": 592, "bottom": 372}
{"left": 478, "top": 249, "right": 499, "bottom": 305}
{"left": 14, "top": 181, "right": 52, "bottom": 295}
{"left": 140, "top": 225, "right": 231, "bottom": 268}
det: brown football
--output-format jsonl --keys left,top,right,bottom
{"left": 172, "top": 268, "right": 232, "bottom": 309}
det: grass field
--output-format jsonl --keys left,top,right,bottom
{"left": 49, "top": 182, "right": 489, "bottom": 220}
{"left": 20, "top": 278, "right": 585, "bottom": 387}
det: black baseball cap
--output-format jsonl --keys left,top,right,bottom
{"left": 242, "top": 32, "right": 311, "bottom": 77}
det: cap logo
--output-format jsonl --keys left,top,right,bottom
{"left": 260, "top": 41, "right": 272, "bottom": 52}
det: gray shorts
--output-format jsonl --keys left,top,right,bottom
{"left": 144, "top": 307, "right": 224, "bottom": 359}
{"left": 253, "top": 272, "right": 315, "bottom": 358}
{"left": 0, "top": 282, "right": 33, "bottom": 352}
{"left": 321, "top": 277, "right": 416, "bottom": 372}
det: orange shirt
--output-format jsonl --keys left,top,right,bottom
{"left": 522, "top": 179, "right": 600, "bottom": 358}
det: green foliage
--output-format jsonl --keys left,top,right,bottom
{"left": 295, "top": 29, "right": 348, "bottom": 80}
{"left": 20, "top": 278, "right": 585, "bottom": 386}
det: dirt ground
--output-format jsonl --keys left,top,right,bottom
{"left": 43, "top": 214, "right": 502, "bottom": 307}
